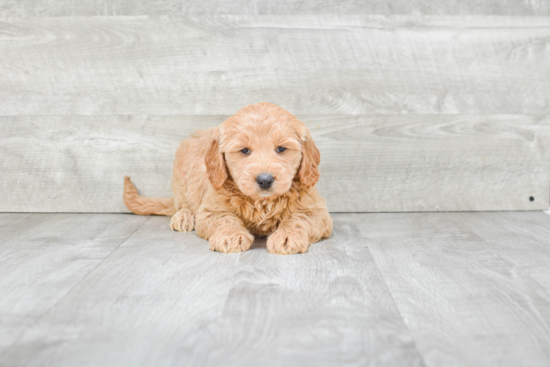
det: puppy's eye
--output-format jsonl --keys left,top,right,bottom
{"left": 276, "top": 146, "right": 287, "bottom": 153}
{"left": 240, "top": 148, "right": 251, "bottom": 154}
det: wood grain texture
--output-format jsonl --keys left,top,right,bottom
{"left": 1, "top": 114, "right": 548, "bottom": 213}
{"left": 0, "top": 215, "right": 425, "bottom": 367}
{"left": 0, "top": 16, "right": 549, "bottom": 115}
{"left": 357, "top": 211, "right": 550, "bottom": 367}
{"left": 2, "top": 212, "right": 550, "bottom": 366}
{"left": 0, "top": 213, "right": 147, "bottom": 355}
{"left": 1, "top": 0, "right": 549, "bottom": 16}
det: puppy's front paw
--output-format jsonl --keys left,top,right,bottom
{"left": 267, "top": 228, "right": 309, "bottom": 255}
{"left": 170, "top": 209, "right": 195, "bottom": 232}
{"left": 209, "top": 228, "right": 253, "bottom": 253}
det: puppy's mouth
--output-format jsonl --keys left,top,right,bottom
{"left": 257, "top": 186, "right": 278, "bottom": 200}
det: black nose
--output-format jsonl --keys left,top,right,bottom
{"left": 256, "top": 173, "right": 274, "bottom": 190}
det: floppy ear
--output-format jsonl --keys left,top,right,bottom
{"left": 205, "top": 132, "right": 228, "bottom": 190}
{"left": 298, "top": 128, "right": 321, "bottom": 187}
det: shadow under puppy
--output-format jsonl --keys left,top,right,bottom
{"left": 123, "top": 102, "right": 332, "bottom": 255}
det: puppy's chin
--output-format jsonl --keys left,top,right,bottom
{"left": 245, "top": 190, "right": 279, "bottom": 201}
{"left": 258, "top": 191, "right": 276, "bottom": 199}
{"left": 236, "top": 180, "right": 291, "bottom": 201}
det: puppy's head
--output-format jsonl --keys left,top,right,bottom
{"left": 205, "top": 102, "right": 320, "bottom": 200}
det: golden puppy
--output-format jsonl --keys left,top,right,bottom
{"left": 123, "top": 102, "right": 332, "bottom": 254}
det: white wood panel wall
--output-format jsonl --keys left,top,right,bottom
{"left": 0, "top": 11, "right": 549, "bottom": 213}
{"left": 1, "top": 16, "right": 549, "bottom": 115}
{"left": 1, "top": 115, "right": 548, "bottom": 213}
{"left": 1, "top": 1, "right": 549, "bottom": 16}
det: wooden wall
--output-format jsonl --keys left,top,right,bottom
{"left": 1, "top": 2, "right": 549, "bottom": 212}
{"left": 1, "top": 1, "right": 549, "bottom": 16}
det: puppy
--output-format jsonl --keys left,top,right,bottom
{"left": 123, "top": 102, "right": 332, "bottom": 254}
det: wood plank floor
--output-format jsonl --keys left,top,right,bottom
{"left": 1, "top": 212, "right": 549, "bottom": 366}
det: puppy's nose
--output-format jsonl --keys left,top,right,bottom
{"left": 256, "top": 173, "right": 274, "bottom": 190}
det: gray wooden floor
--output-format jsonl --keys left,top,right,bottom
{"left": 1, "top": 212, "right": 550, "bottom": 367}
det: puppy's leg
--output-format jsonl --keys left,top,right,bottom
{"left": 267, "top": 210, "right": 332, "bottom": 255}
{"left": 170, "top": 208, "right": 195, "bottom": 232}
{"left": 195, "top": 212, "right": 254, "bottom": 253}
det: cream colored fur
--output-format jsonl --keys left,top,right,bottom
{"left": 124, "top": 102, "right": 332, "bottom": 254}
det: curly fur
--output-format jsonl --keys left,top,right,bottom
{"left": 123, "top": 102, "right": 332, "bottom": 254}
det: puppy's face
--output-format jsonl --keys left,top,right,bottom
{"left": 205, "top": 103, "right": 320, "bottom": 200}
{"left": 223, "top": 119, "right": 303, "bottom": 199}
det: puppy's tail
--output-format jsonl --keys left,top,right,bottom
{"left": 123, "top": 176, "right": 176, "bottom": 216}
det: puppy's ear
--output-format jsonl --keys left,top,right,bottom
{"left": 298, "top": 128, "right": 321, "bottom": 187}
{"left": 205, "top": 132, "right": 228, "bottom": 190}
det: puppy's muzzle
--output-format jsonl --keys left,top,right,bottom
{"left": 256, "top": 173, "right": 274, "bottom": 190}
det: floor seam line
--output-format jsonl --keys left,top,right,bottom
{"left": 360, "top": 231, "right": 430, "bottom": 367}
{"left": 0, "top": 215, "right": 151, "bottom": 359}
